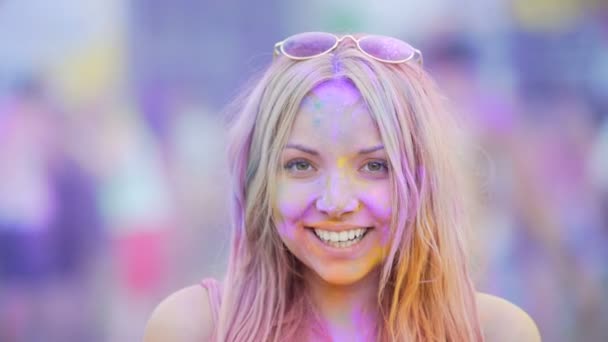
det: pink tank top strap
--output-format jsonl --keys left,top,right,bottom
{"left": 200, "top": 278, "right": 222, "bottom": 327}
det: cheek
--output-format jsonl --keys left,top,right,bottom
{"left": 358, "top": 183, "right": 392, "bottom": 243}
{"left": 359, "top": 183, "right": 391, "bottom": 221}
{"left": 275, "top": 179, "right": 318, "bottom": 238}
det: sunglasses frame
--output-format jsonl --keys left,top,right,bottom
{"left": 274, "top": 32, "right": 423, "bottom": 65}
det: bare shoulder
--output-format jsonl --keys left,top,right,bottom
{"left": 143, "top": 285, "right": 214, "bottom": 342}
{"left": 476, "top": 292, "right": 541, "bottom": 342}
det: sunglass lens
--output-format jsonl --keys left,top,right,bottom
{"left": 281, "top": 32, "right": 337, "bottom": 59}
{"left": 358, "top": 35, "right": 416, "bottom": 62}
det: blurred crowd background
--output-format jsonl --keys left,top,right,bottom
{"left": 0, "top": 0, "right": 607, "bottom": 341}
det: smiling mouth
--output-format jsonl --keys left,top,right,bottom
{"left": 306, "top": 226, "right": 371, "bottom": 248}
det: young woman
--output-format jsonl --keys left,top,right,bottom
{"left": 144, "top": 32, "right": 541, "bottom": 341}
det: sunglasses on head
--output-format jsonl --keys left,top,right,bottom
{"left": 274, "top": 32, "right": 423, "bottom": 65}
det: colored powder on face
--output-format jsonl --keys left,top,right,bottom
{"left": 300, "top": 93, "right": 324, "bottom": 112}
{"left": 300, "top": 94, "right": 325, "bottom": 129}
{"left": 314, "top": 99, "right": 323, "bottom": 110}
{"left": 313, "top": 117, "right": 322, "bottom": 127}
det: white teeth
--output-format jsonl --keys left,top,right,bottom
{"left": 330, "top": 232, "right": 339, "bottom": 241}
{"left": 312, "top": 227, "right": 369, "bottom": 247}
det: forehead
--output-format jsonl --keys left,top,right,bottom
{"left": 288, "top": 79, "right": 382, "bottom": 147}
{"left": 307, "top": 78, "right": 362, "bottom": 105}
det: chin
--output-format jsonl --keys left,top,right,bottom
{"left": 312, "top": 263, "right": 379, "bottom": 287}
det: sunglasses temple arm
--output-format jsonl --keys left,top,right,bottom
{"left": 273, "top": 41, "right": 283, "bottom": 58}
{"left": 415, "top": 49, "right": 423, "bottom": 66}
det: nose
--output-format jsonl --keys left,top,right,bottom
{"left": 315, "top": 173, "right": 360, "bottom": 218}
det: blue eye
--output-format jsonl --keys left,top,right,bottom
{"left": 361, "top": 160, "right": 389, "bottom": 173}
{"left": 284, "top": 159, "right": 314, "bottom": 173}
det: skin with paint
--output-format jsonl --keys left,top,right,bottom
{"left": 276, "top": 79, "right": 389, "bottom": 340}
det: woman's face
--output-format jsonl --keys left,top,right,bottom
{"left": 275, "top": 79, "right": 392, "bottom": 286}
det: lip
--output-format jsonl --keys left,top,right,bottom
{"left": 304, "top": 226, "right": 373, "bottom": 258}
{"left": 305, "top": 221, "right": 372, "bottom": 232}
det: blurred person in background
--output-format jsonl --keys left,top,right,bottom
{"left": 0, "top": 77, "right": 103, "bottom": 341}
{"left": 144, "top": 32, "right": 540, "bottom": 341}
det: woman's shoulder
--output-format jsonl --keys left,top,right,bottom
{"left": 476, "top": 292, "right": 541, "bottom": 342}
{"left": 143, "top": 282, "right": 215, "bottom": 342}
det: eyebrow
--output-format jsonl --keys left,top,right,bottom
{"left": 285, "top": 144, "right": 384, "bottom": 155}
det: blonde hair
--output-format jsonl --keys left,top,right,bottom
{"left": 216, "top": 38, "right": 483, "bottom": 341}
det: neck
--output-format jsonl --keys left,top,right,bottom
{"left": 305, "top": 269, "right": 380, "bottom": 340}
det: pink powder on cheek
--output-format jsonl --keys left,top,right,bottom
{"left": 359, "top": 190, "right": 391, "bottom": 218}
{"left": 275, "top": 184, "right": 320, "bottom": 240}
{"left": 359, "top": 191, "right": 392, "bottom": 245}
{"left": 274, "top": 187, "right": 299, "bottom": 240}
{"left": 275, "top": 220, "right": 296, "bottom": 240}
